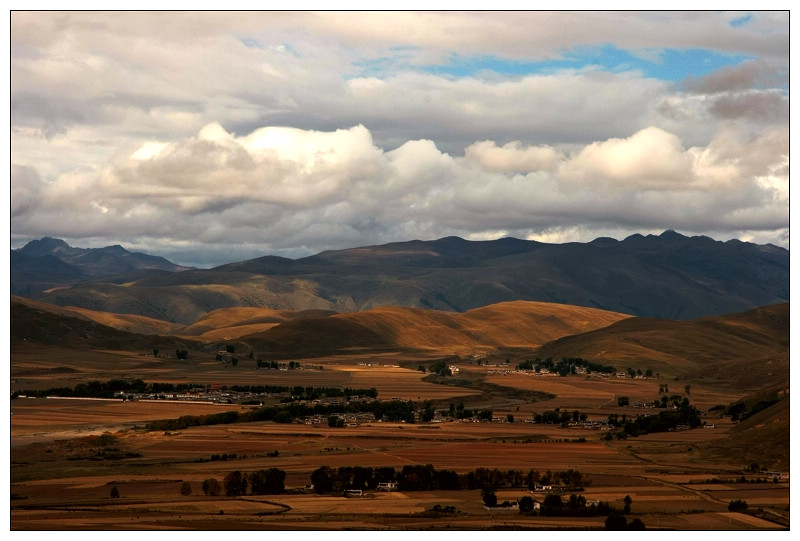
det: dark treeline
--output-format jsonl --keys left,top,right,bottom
{"left": 14, "top": 379, "right": 377, "bottom": 402}
{"left": 309, "top": 464, "right": 587, "bottom": 493}
{"left": 145, "top": 398, "right": 417, "bottom": 431}
{"left": 517, "top": 357, "right": 616, "bottom": 376}
{"left": 16, "top": 378, "right": 151, "bottom": 399}
{"left": 605, "top": 398, "right": 702, "bottom": 438}
{"left": 210, "top": 468, "right": 286, "bottom": 497}
{"left": 724, "top": 398, "right": 780, "bottom": 422}
{"left": 533, "top": 408, "right": 587, "bottom": 425}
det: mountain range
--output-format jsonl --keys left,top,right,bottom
{"left": 11, "top": 237, "right": 192, "bottom": 295}
{"left": 11, "top": 231, "right": 788, "bottom": 323}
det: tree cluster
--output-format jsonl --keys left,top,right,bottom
{"left": 518, "top": 357, "right": 616, "bottom": 376}
{"left": 220, "top": 468, "right": 286, "bottom": 496}
{"left": 145, "top": 396, "right": 418, "bottom": 431}
{"left": 620, "top": 401, "right": 702, "bottom": 437}
{"left": 308, "top": 464, "right": 588, "bottom": 494}
{"left": 429, "top": 360, "right": 452, "bottom": 376}
{"left": 724, "top": 398, "right": 780, "bottom": 422}
{"left": 532, "top": 408, "right": 586, "bottom": 426}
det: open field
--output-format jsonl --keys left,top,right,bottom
{"left": 10, "top": 346, "right": 789, "bottom": 531}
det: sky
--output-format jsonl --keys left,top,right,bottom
{"left": 9, "top": 10, "right": 790, "bottom": 268}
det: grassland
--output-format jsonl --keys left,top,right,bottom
{"left": 9, "top": 299, "right": 789, "bottom": 530}
{"left": 10, "top": 348, "right": 789, "bottom": 531}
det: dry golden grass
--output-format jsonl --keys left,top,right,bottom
{"left": 11, "top": 388, "right": 790, "bottom": 531}
{"left": 11, "top": 295, "right": 182, "bottom": 335}
{"left": 285, "top": 301, "right": 632, "bottom": 356}
{"left": 175, "top": 306, "right": 338, "bottom": 340}
{"left": 9, "top": 300, "right": 789, "bottom": 530}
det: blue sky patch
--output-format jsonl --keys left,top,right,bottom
{"left": 412, "top": 44, "right": 752, "bottom": 83}
{"left": 729, "top": 14, "right": 753, "bottom": 28}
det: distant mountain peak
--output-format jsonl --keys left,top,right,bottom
{"left": 11, "top": 237, "right": 192, "bottom": 296}
{"left": 17, "top": 237, "right": 74, "bottom": 257}
{"left": 101, "top": 244, "right": 130, "bottom": 256}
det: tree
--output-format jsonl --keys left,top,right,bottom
{"left": 623, "top": 494, "right": 632, "bottom": 514}
{"left": 605, "top": 514, "right": 628, "bottom": 530}
{"left": 175, "top": 349, "right": 188, "bottom": 360}
{"left": 542, "top": 493, "right": 562, "bottom": 509}
{"left": 684, "top": 384, "right": 691, "bottom": 395}
{"left": 202, "top": 478, "right": 221, "bottom": 496}
{"left": 728, "top": 499, "right": 748, "bottom": 512}
{"left": 311, "top": 466, "right": 334, "bottom": 494}
{"left": 628, "top": 518, "right": 646, "bottom": 530}
{"left": 110, "top": 485, "right": 120, "bottom": 498}
{"left": 223, "top": 470, "right": 247, "bottom": 497}
{"left": 180, "top": 481, "right": 192, "bottom": 496}
{"left": 153, "top": 348, "right": 159, "bottom": 357}
{"left": 249, "top": 468, "right": 286, "bottom": 495}
{"left": 618, "top": 396, "right": 630, "bottom": 407}
{"left": 482, "top": 488, "right": 497, "bottom": 507}
{"left": 518, "top": 495, "right": 534, "bottom": 513}
{"left": 421, "top": 402, "right": 435, "bottom": 422}
{"left": 506, "top": 414, "right": 515, "bottom": 423}
{"left": 273, "top": 410, "right": 293, "bottom": 423}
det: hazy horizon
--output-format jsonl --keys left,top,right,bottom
{"left": 10, "top": 228, "right": 788, "bottom": 270}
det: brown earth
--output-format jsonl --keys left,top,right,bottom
{"left": 9, "top": 299, "right": 789, "bottom": 530}
{"left": 11, "top": 358, "right": 790, "bottom": 531}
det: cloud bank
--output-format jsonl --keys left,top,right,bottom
{"left": 12, "top": 121, "right": 787, "bottom": 266}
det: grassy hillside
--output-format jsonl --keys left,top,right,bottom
{"left": 533, "top": 303, "right": 789, "bottom": 386}
{"left": 240, "top": 301, "right": 633, "bottom": 358}
{"left": 11, "top": 295, "right": 182, "bottom": 335}
{"left": 697, "top": 384, "right": 790, "bottom": 470}
{"left": 176, "top": 307, "right": 337, "bottom": 340}
{"left": 10, "top": 298, "right": 197, "bottom": 352}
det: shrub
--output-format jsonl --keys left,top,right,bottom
{"left": 202, "top": 478, "right": 221, "bottom": 496}
{"left": 728, "top": 499, "right": 748, "bottom": 512}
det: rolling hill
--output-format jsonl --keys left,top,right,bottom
{"left": 237, "top": 301, "right": 633, "bottom": 358}
{"left": 10, "top": 296, "right": 183, "bottom": 336}
{"left": 10, "top": 297, "right": 197, "bottom": 352}
{"left": 17, "top": 231, "right": 789, "bottom": 324}
{"left": 176, "top": 307, "right": 338, "bottom": 341}
{"left": 533, "top": 302, "right": 789, "bottom": 387}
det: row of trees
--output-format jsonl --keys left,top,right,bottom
{"left": 145, "top": 397, "right": 420, "bottom": 431}
{"left": 604, "top": 397, "right": 702, "bottom": 438}
{"left": 228, "top": 384, "right": 377, "bottom": 399}
{"left": 485, "top": 491, "right": 628, "bottom": 519}
{"left": 441, "top": 401, "right": 484, "bottom": 420}
{"left": 309, "top": 465, "right": 587, "bottom": 494}
{"left": 15, "top": 379, "right": 378, "bottom": 399}
{"left": 532, "top": 407, "right": 587, "bottom": 425}
{"left": 198, "top": 469, "right": 287, "bottom": 497}
{"left": 517, "top": 357, "right": 617, "bottom": 376}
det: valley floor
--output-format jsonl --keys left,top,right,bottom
{"left": 10, "top": 350, "right": 789, "bottom": 531}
